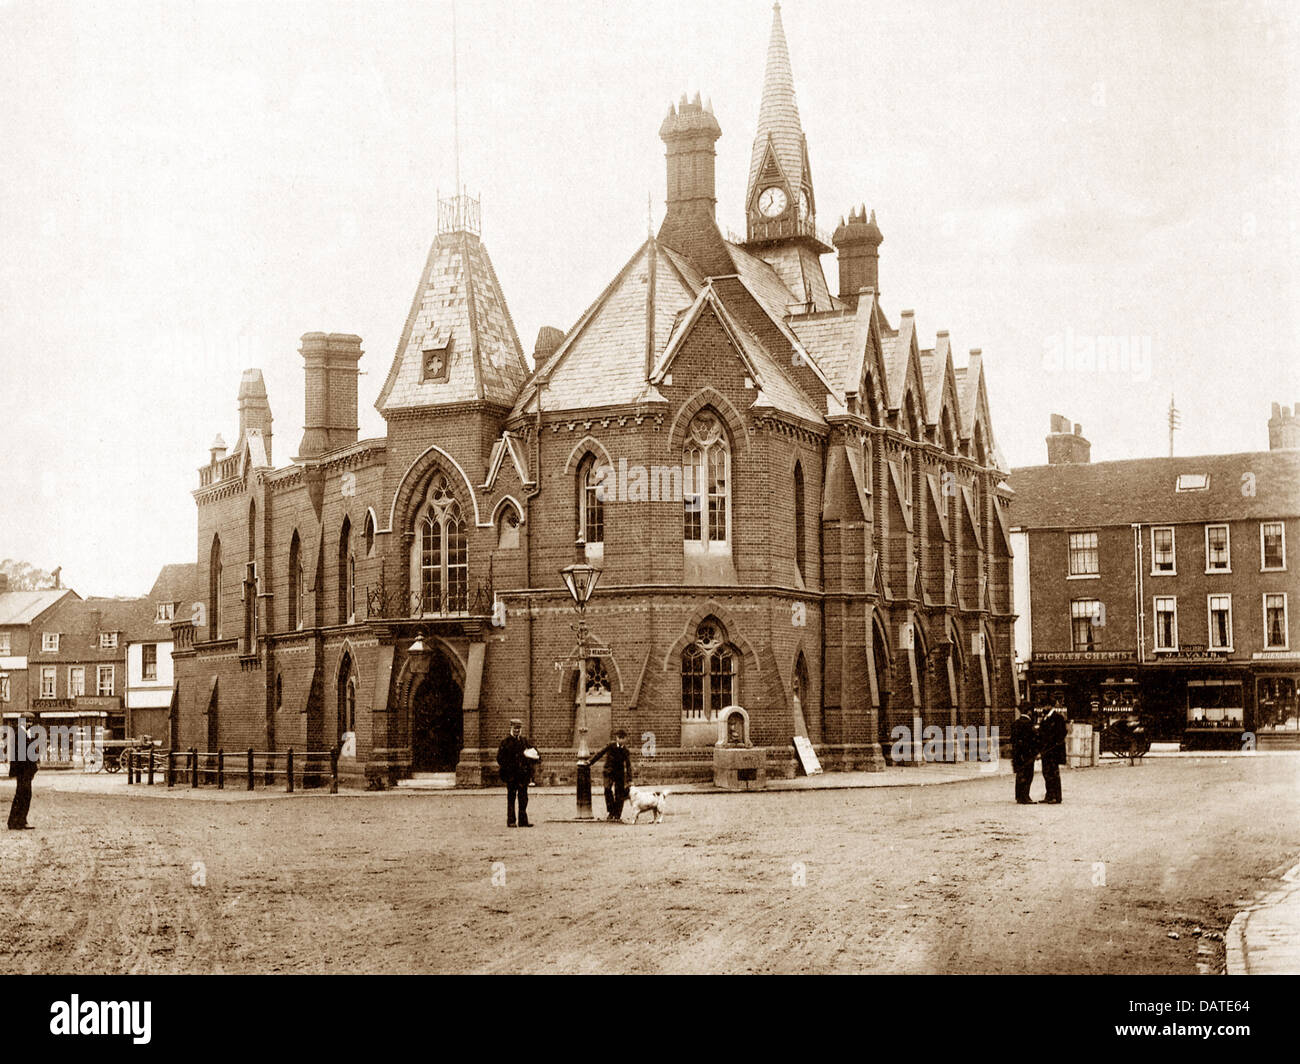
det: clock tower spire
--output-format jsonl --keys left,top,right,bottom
{"left": 745, "top": 2, "right": 828, "bottom": 254}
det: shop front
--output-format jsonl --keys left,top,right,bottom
{"left": 1252, "top": 654, "right": 1300, "bottom": 748}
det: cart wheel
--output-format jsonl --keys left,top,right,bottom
{"left": 105, "top": 753, "right": 122, "bottom": 774}
{"left": 84, "top": 747, "right": 103, "bottom": 773}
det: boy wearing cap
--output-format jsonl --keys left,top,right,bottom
{"left": 586, "top": 729, "right": 633, "bottom": 821}
{"left": 496, "top": 718, "right": 536, "bottom": 827}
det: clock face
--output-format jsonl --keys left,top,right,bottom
{"left": 758, "top": 186, "right": 788, "bottom": 218}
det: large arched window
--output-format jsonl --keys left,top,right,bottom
{"left": 338, "top": 516, "right": 354, "bottom": 625}
{"left": 415, "top": 473, "right": 469, "bottom": 614}
{"left": 288, "top": 531, "right": 303, "bottom": 631}
{"left": 577, "top": 454, "right": 604, "bottom": 551}
{"left": 209, "top": 535, "right": 222, "bottom": 639}
{"left": 681, "top": 616, "right": 738, "bottom": 720}
{"left": 793, "top": 461, "right": 806, "bottom": 581}
{"left": 683, "top": 411, "right": 730, "bottom": 547}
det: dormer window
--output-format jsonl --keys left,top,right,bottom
{"left": 99, "top": 631, "right": 119, "bottom": 649}
{"left": 422, "top": 333, "right": 453, "bottom": 383}
{"left": 1175, "top": 473, "right": 1209, "bottom": 492}
{"left": 155, "top": 602, "right": 175, "bottom": 623}
{"left": 42, "top": 633, "right": 59, "bottom": 652}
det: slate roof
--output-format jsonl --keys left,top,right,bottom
{"left": 748, "top": 3, "right": 806, "bottom": 198}
{"left": 1009, "top": 449, "right": 1300, "bottom": 528}
{"left": 376, "top": 229, "right": 529, "bottom": 413}
{"left": 0, "top": 590, "right": 75, "bottom": 627}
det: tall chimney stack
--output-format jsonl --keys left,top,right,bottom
{"left": 1268, "top": 401, "right": 1299, "bottom": 450}
{"left": 297, "top": 333, "right": 363, "bottom": 460}
{"left": 832, "top": 206, "right": 883, "bottom": 303}
{"left": 1046, "top": 413, "right": 1091, "bottom": 465}
{"left": 656, "top": 95, "right": 733, "bottom": 275}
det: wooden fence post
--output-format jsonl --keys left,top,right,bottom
{"left": 191, "top": 747, "right": 198, "bottom": 788}
{"left": 330, "top": 746, "right": 339, "bottom": 794}
{"left": 286, "top": 748, "right": 294, "bottom": 793}
{"left": 217, "top": 749, "right": 224, "bottom": 789}
{"left": 166, "top": 751, "right": 174, "bottom": 788}
{"left": 247, "top": 748, "right": 254, "bottom": 790}
{"left": 147, "top": 749, "right": 154, "bottom": 786}
{"left": 126, "top": 750, "right": 133, "bottom": 785}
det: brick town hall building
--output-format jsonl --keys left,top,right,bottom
{"left": 172, "top": 5, "right": 1017, "bottom": 785}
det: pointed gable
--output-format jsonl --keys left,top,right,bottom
{"left": 376, "top": 227, "right": 528, "bottom": 414}
{"left": 920, "top": 331, "right": 965, "bottom": 448}
{"left": 509, "top": 239, "right": 700, "bottom": 417}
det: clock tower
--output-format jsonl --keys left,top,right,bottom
{"left": 744, "top": 2, "right": 830, "bottom": 257}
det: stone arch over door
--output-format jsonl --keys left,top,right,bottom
{"left": 409, "top": 641, "right": 465, "bottom": 774}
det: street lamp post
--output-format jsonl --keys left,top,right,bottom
{"left": 561, "top": 562, "right": 601, "bottom": 819}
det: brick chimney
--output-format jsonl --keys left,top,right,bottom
{"left": 832, "top": 206, "right": 883, "bottom": 303}
{"left": 656, "top": 94, "right": 733, "bottom": 276}
{"left": 533, "top": 326, "right": 564, "bottom": 363}
{"left": 297, "top": 333, "right": 363, "bottom": 460}
{"left": 1268, "top": 401, "right": 1299, "bottom": 450}
{"left": 237, "top": 368, "right": 273, "bottom": 465}
{"left": 1046, "top": 413, "right": 1091, "bottom": 465}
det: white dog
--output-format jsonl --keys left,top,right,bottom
{"left": 624, "top": 785, "right": 669, "bottom": 824}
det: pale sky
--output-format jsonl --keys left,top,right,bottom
{"left": 1, "top": 0, "right": 1297, "bottom": 596}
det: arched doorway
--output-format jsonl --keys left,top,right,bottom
{"left": 411, "top": 651, "right": 463, "bottom": 772}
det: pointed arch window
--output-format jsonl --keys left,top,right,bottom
{"left": 681, "top": 616, "right": 738, "bottom": 720}
{"left": 209, "top": 535, "right": 222, "bottom": 639}
{"left": 863, "top": 435, "right": 873, "bottom": 496}
{"left": 793, "top": 461, "right": 806, "bottom": 581}
{"left": 363, "top": 511, "right": 376, "bottom": 558}
{"left": 683, "top": 411, "right": 731, "bottom": 547}
{"left": 245, "top": 501, "right": 258, "bottom": 645}
{"left": 901, "top": 452, "right": 913, "bottom": 509}
{"left": 577, "top": 455, "right": 604, "bottom": 550}
{"left": 793, "top": 650, "right": 810, "bottom": 708}
{"left": 338, "top": 516, "right": 354, "bottom": 625}
{"left": 497, "top": 504, "right": 521, "bottom": 549}
{"left": 288, "top": 531, "right": 303, "bottom": 631}
{"left": 414, "top": 473, "right": 469, "bottom": 615}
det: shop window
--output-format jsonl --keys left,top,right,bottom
{"left": 1186, "top": 680, "right": 1243, "bottom": 728}
{"left": 1256, "top": 677, "right": 1298, "bottom": 733}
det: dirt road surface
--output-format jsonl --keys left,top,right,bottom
{"left": 2, "top": 756, "right": 1296, "bottom": 974}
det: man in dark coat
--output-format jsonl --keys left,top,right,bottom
{"left": 7, "top": 719, "right": 38, "bottom": 830}
{"left": 586, "top": 729, "right": 633, "bottom": 821}
{"left": 1038, "top": 705, "right": 1068, "bottom": 804}
{"left": 1010, "top": 707, "right": 1038, "bottom": 804}
{"left": 496, "top": 718, "right": 536, "bottom": 827}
